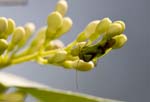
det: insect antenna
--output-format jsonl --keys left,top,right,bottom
{"left": 75, "top": 42, "right": 81, "bottom": 89}
{"left": 75, "top": 68, "right": 79, "bottom": 89}
{"left": 75, "top": 41, "right": 88, "bottom": 89}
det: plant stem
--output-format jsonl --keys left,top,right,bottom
{"left": 10, "top": 49, "right": 57, "bottom": 65}
{"left": 11, "top": 52, "right": 38, "bottom": 64}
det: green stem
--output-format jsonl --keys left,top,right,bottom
{"left": 41, "top": 49, "right": 57, "bottom": 57}
{"left": 11, "top": 52, "right": 38, "bottom": 64}
{"left": 10, "top": 49, "right": 57, "bottom": 65}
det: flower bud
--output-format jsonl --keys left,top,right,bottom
{"left": 5, "top": 18, "right": 16, "bottom": 35}
{"left": 55, "top": 0, "right": 68, "bottom": 16}
{"left": 0, "top": 17, "right": 8, "bottom": 34}
{"left": 95, "top": 17, "right": 112, "bottom": 34}
{"left": 47, "top": 11, "right": 63, "bottom": 34}
{"left": 112, "top": 34, "right": 127, "bottom": 49}
{"left": 17, "top": 23, "right": 36, "bottom": 48}
{"left": 71, "top": 42, "right": 87, "bottom": 56}
{"left": 89, "top": 18, "right": 112, "bottom": 41}
{"left": 84, "top": 20, "right": 99, "bottom": 38}
{"left": 62, "top": 60, "right": 74, "bottom": 69}
{"left": 12, "top": 27, "right": 25, "bottom": 44}
{"left": 30, "top": 27, "right": 46, "bottom": 51}
{"left": 106, "top": 22, "right": 124, "bottom": 38}
{"left": 76, "top": 32, "right": 86, "bottom": 42}
{"left": 73, "top": 60, "right": 94, "bottom": 71}
{"left": 114, "top": 20, "right": 125, "bottom": 32}
{"left": 45, "top": 40, "right": 64, "bottom": 50}
{"left": 48, "top": 50, "right": 67, "bottom": 63}
{"left": 55, "top": 17, "right": 72, "bottom": 38}
{"left": 0, "top": 39, "right": 8, "bottom": 55}
{"left": 24, "top": 22, "right": 35, "bottom": 38}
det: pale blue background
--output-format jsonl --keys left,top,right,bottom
{"left": 0, "top": 0, "right": 149, "bottom": 102}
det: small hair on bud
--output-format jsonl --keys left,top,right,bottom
{"left": 12, "top": 27, "right": 25, "bottom": 44}
{"left": 0, "top": 17, "right": 8, "bottom": 34}
{"left": 73, "top": 60, "right": 94, "bottom": 71}
{"left": 0, "top": 39, "right": 8, "bottom": 55}
{"left": 5, "top": 18, "right": 16, "bottom": 35}
{"left": 47, "top": 11, "right": 63, "bottom": 34}
{"left": 112, "top": 34, "right": 127, "bottom": 49}
{"left": 55, "top": 0, "right": 68, "bottom": 16}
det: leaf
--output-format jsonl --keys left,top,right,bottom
{"left": 0, "top": 72, "right": 47, "bottom": 89}
{"left": 0, "top": 91, "right": 26, "bottom": 102}
{"left": 0, "top": 84, "right": 7, "bottom": 93}
{"left": 0, "top": 72, "right": 123, "bottom": 102}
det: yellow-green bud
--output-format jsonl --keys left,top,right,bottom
{"left": 17, "top": 23, "right": 35, "bottom": 48}
{"left": 30, "top": 27, "right": 46, "bottom": 50}
{"left": 0, "top": 17, "right": 8, "bottom": 34}
{"left": 112, "top": 34, "right": 127, "bottom": 49}
{"left": 55, "top": 0, "right": 68, "bottom": 16}
{"left": 71, "top": 42, "right": 87, "bottom": 56}
{"left": 73, "top": 60, "right": 94, "bottom": 71}
{"left": 106, "top": 23, "right": 123, "bottom": 38}
{"left": 24, "top": 22, "right": 35, "bottom": 38}
{"left": 84, "top": 20, "right": 100, "bottom": 38}
{"left": 62, "top": 60, "right": 75, "bottom": 69}
{"left": 5, "top": 18, "right": 16, "bottom": 35}
{"left": 114, "top": 20, "right": 126, "bottom": 33}
{"left": 0, "top": 39, "right": 8, "bottom": 55}
{"left": 89, "top": 18, "right": 112, "bottom": 41}
{"left": 95, "top": 17, "right": 112, "bottom": 34}
{"left": 56, "top": 17, "right": 72, "bottom": 38}
{"left": 45, "top": 40, "right": 64, "bottom": 50}
{"left": 47, "top": 11, "right": 63, "bottom": 34}
{"left": 48, "top": 50, "right": 67, "bottom": 63}
{"left": 76, "top": 32, "right": 86, "bottom": 42}
{"left": 12, "top": 27, "right": 25, "bottom": 44}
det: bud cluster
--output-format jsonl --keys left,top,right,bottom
{"left": 0, "top": 0, "right": 127, "bottom": 71}
{"left": 46, "top": 0, "right": 72, "bottom": 41}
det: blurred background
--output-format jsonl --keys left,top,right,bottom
{"left": 0, "top": 0, "right": 149, "bottom": 102}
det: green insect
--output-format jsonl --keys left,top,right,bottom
{"left": 78, "top": 39, "right": 116, "bottom": 63}
{"left": 72, "top": 39, "right": 115, "bottom": 89}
